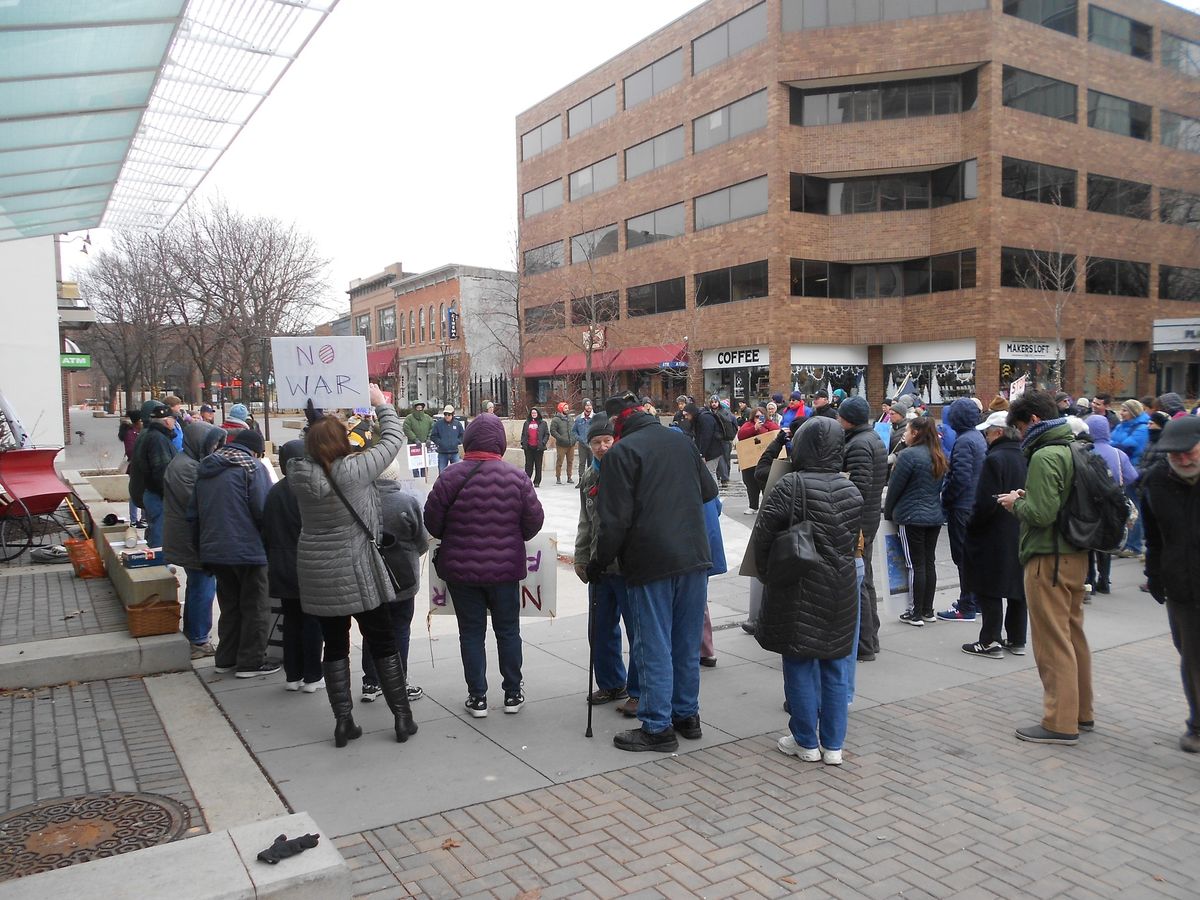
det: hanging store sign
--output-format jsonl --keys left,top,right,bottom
{"left": 702, "top": 346, "right": 769, "bottom": 369}
{"left": 60, "top": 354, "right": 91, "bottom": 369}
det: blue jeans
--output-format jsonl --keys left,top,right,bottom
{"left": 848, "top": 557, "right": 864, "bottom": 704}
{"left": 449, "top": 582, "right": 522, "bottom": 696}
{"left": 182, "top": 567, "right": 216, "bottom": 645}
{"left": 362, "top": 598, "right": 414, "bottom": 684}
{"left": 1124, "top": 490, "right": 1144, "bottom": 554}
{"left": 128, "top": 499, "right": 140, "bottom": 524}
{"left": 142, "top": 490, "right": 165, "bottom": 551}
{"left": 783, "top": 654, "right": 852, "bottom": 752}
{"left": 623, "top": 570, "right": 707, "bottom": 733}
{"left": 591, "top": 575, "right": 629, "bottom": 691}
{"left": 438, "top": 451, "right": 460, "bottom": 472}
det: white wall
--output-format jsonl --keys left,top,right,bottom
{"left": 0, "top": 236, "right": 64, "bottom": 447}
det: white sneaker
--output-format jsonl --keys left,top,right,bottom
{"left": 301, "top": 678, "right": 324, "bottom": 694}
{"left": 284, "top": 680, "right": 303, "bottom": 692}
{"left": 743, "top": 508, "right": 757, "bottom": 516}
{"left": 777, "top": 734, "right": 821, "bottom": 762}
{"left": 822, "top": 748, "right": 843, "bottom": 766}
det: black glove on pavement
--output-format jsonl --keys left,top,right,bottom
{"left": 257, "top": 832, "right": 320, "bottom": 865}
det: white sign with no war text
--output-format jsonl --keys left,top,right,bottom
{"left": 271, "top": 336, "right": 369, "bottom": 408}
{"left": 428, "top": 532, "right": 558, "bottom": 619}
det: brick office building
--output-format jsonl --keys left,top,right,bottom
{"left": 516, "top": 0, "right": 1200, "bottom": 410}
{"left": 348, "top": 261, "right": 519, "bottom": 414}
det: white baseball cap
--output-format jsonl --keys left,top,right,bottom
{"left": 975, "top": 411, "right": 1008, "bottom": 431}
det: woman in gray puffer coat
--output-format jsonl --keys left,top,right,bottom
{"left": 751, "top": 417, "right": 862, "bottom": 766}
{"left": 288, "top": 384, "right": 416, "bottom": 748}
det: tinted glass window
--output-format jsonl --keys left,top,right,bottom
{"left": 693, "top": 3, "right": 766, "bottom": 75}
{"left": 522, "top": 179, "right": 562, "bottom": 217}
{"left": 1087, "top": 257, "right": 1148, "bottom": 297}
{"left": 695, "top": 177, "right": 768, "bottom": 230}
{"left": 627, "top": 279, "right": 686, "bottom": 317}
{"left": 521, "top": 117, "right": 561, "bottom": 160}
{"left": 695, "top": 269, "right": 731, "bottom": 305}
{"left": 1086, "top": 174, "right": 1150, "bottom": 219}
{"left": 732, "top": 261, "right": 769, "bottom": 300}
{"left": 568, "top": 86, "right": 617, "bottom": 137}
{"left": 1163, "top": 112, "right": 1200, "bottom": 154}
{"left": 1161, "top": 188, "right": 1200, "bottom": 228}
{"left": 1001, "top": 246, "right": 1076, "bottom": 290}
{"left": 1003, "top": 66, "right": 1077, "bottom": 121}
{"left": 1087, "top": 90, "right": 1151, "bottom": 140}
{"left": 1002, "top": 157, "right": 1077, "bottom": 206}
{"left": 1160, "top": 265, "right": 1200, "bottom": 302}
{"left": 1003, "top": 0, "right": 1077, "bottom": 35}
{"left": 626, "top": 126, "right": 684, "bottom": 180}
{"left": 569, "top": 156, "right": 618, "bottom": 200}
{"left": 794, "top": 72, "right": 974, "bottom": 127}
{"left": 571, "top": 292, "right": 619, "bottom": 325}
{"left": 626, "top": 203, "right": 685, "bottom": 248}
{"left": 1163, "top": 33, "right": 1200, "bottom": 78}
{"left": 1088, "top": 6, "right": 1152, "bottom": 61}
{"left": 570, "top": 225, "right": 618, "bottom": 264}
{"left": 524, "top": 241, "right": 564, "bottom": 275}
{"left": 625, "top": 49, "right": 683, "bottom": 110}
{"left": 523, "top": 302, "right": 564, "bottom": 333}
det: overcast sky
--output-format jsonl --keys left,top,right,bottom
{"left": 68, "top": 0, "right": 1200, "bottom": 315}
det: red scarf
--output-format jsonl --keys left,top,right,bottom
{"left": 463, "top": 450, "right": 501, "bottom": 461}
{"left": 612, "top": 406, "right": 638, "bottom": 439}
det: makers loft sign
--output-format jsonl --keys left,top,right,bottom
{"left": 703, "top": 346, "right": 770, "bottom": 369}
{"left": 998, "top": 340, "right": 1062, "bottom": 360}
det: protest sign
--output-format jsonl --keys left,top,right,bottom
{"left": 736, "top": 432, "right": 773, "bottom": 471}
{"left": 429, "top": 532, "right": 557, "bottom": 618}
{"left": 271, "top": 336, "right": 369, "bottom": 408}
{"left": 407, "top": 443, "right": 429, "bottom": 478}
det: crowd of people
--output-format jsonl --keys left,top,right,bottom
{"left": 118, "top": 381, "right": 1200, "bottom": 761}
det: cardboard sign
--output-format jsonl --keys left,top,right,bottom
{"left": 736, "top": 432, "right": 774, "bottom": 471}
{"left": 738, "top": 457, "right": 791, "bottom": 578}
{"left": 270, "top": 336, "right": 369, "bottom": 408}
{"left": 407, "top": 443, "right": 429, "bottom": 477}
{"left": 428, "top": 532, "right": 558, "bottom": 618}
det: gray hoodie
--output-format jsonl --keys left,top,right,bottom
{"left": 162, "top": 423, "right": 225, "bottom": 569}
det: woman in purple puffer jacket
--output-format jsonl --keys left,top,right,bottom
{"left": 424, "top": 413, "right": 544, "bottom": 718}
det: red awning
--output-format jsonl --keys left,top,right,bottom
{"left": 555, "top": 349, "right": 621, "bottom": 375}
{"left": 367, "top": 348, "right": 397, "bottom": 378}
{"left": 613, "top": 343, "right": 687, "bottom": 371}
{"left": 521, "top": 355, "right": 565, "bottom": 378}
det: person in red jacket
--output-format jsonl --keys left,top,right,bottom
{"left": 736, "top": 406, "right": 780, "bottom": 515}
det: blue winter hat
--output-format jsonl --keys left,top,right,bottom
{"left": 228, "top": 403, "right": 249, "bottom": 422}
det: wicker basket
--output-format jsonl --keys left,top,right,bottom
{"left": 126, "top": 595, "right": 180, "bottom": 638}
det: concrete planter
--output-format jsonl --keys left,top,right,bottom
{"left": 85, "top": 472, "right": 129, "bottom": 502}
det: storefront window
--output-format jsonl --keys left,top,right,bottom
{"left": 1083, "top": 341, "right": 1141, "bottom": 398}
{"left": 704, "top": 366, "right": 772, "bottom": 404}
{"left": 882, "top": 360, "right": 976, "bottom": 403}
{"left": 789, "top": 364, "right": 867, "bottom": 398}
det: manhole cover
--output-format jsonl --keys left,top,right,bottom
{"left": 0, "top": 791, "right": 189, "bottom": 880}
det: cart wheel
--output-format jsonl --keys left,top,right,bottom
{"left": 0, "top": 505, "right": 33, "bottom": 562}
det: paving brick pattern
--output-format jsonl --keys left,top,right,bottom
{"left": 0, "top": 569, "right": 125, "bottom": 646}
{"left": 0, "top": 677, "right": 205, "bottom": 838}
{"left": 337, "top": 634, "right": 1200, "bottom": 899}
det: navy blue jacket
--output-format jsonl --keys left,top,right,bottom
{"left": 430, "top": 417, "right": 464, "bottom": 454}
{"left": 194, "top": 448, "right": 271, "bottom": 567}
{"left": 884, "top": 445, "right": 946, "bottom": 527}
{"left": 941, "top": 398, "right": 986, "bottom": 511}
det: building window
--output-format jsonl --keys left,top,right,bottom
{"left": 524, "top": 241, "right": 564, "bottom": 276}
{"left": 792, "top": 71, "right": 977, "bottom": 126}
{"left": 1001, "top": 156, "right": 1077, "bottom": 206}
{"left": 355, "top": 313, "right": 371, "bottom": 344}
{"left": 570, "top": 292, "right": 619, "bottom": 325}
{"left": 626, "top": 203, "right": 685, "bottom": 249}
{"left": 1160, "top": 265, "right": 1200, "bottom": 302}
{"left": 693, "top": 89, "right": 767, "bottom": 153}
{"left": 1088, "top": 6, "right": 1152, "bottom": 61}
{"left": 694, "top": 176, "right": 768, "bottom": 231}
{"left": 428, "top": 306, "right": 435, "bottom": 342}
{"left": 418, "top": 308, "right": 425, "bottom": 343}
{"left": 523, "top": 302, "right": 564, "bottom": 333}
{"left": 791, "top": 161, "right": 977, "bottom": 214}
{"left": 784, "top": 0, "right": 987, "bottom": 30}
{"left": 1000, "top": 246, "right": 1077, "bottom": 290}
{"left": 377, "top": 308, "right": 396, "bottom": 342}
{"left": 568, "top": 156, "right": 618, "bottom": 201}
{"left": 438, "top": 304, "right": 446, "bottom": 339}
{"left": 1002, "top": 65, "right": 1077, "bottom": 122}
{"left": 568, "top": 85, "right": 617, "bottom": 138}
{"left": 570, "top": 224, "right": 618, "bottom": 264}
{"left": 1087, "top": 90, "right": 1151, "bottom": 141}
{"left": 789, "top": 251, "right": 975, "bottom": 298}
{"left": 692, "top": 2, "right": 766, "bottom": 75}
{"left": 624, "top": 48, "right": 683, "bottom": 109}
{"left": 1086, "top": 256, "right": 1149, "bottom": 297}
{"left": 521, "top": 116, "right": 561, "bottom": 161}
{"left": 1161, "top": 188, "right": 1200, "bottom": 228}
{"left": 696, "top": 260, "right": 768, "bottom": 306}
{"left": 408, "top": 311, "right": 415, "bottom": 345}
{"left": 522, "top": 179, "right": 563, "bottom": 217}
{"left": 627, "top": 277, "right": 687, "bottom": 317}
{"left": 1086, "top": 174, "right": 1150, "bottom": 219}
{"left": 625, "top": 126, "right": 684, "bottom": 180}
{"left": 1163, "top": 33, "right": 1200, "bottom": 77}
{"left": 1162, "top": 111, "right": 1200, "bottom": 154}
{"left": 1002, "top": 0, "right": 1077, "bottom": 35}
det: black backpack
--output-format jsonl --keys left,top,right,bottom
{"left": 1047, "top": 440, "right": 1135, "bottom": 554}
{"left": 712, "top": 409, "right": 737, "bottom": 442}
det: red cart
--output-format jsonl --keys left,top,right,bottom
{"left": 0, "top": 448, "right": 92, "bottom": 561}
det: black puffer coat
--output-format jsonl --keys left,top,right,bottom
{"left": 963, "top": 436, "right": 1027, "bottom": 599}
{"left": 751, "top": 418, "right": 862, "bottom": 660}
{"left": 843, "top": 422, "right": 887, "bottom": 538}
{"left": 1143, "top": 458, "right": 1200, "bottom": 606}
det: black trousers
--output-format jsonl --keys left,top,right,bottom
{"left": 362, "top": 598, "right": 414, "bottom": 684}
{"left": 211, "top": 564, "right": 271, "bottom": 671}
{"left": 1167, "top": 600, "right": 1200, "bottom": 736}
{"left": 741, "top": 467, "right": 762, "bottom": 510}
{"left": 318, "top": 604, "right": 396, "bottom": 663}
{"left": 977, "top": 593, "right": 1027, "bottom": 647}
{"left": 947, "top": 508, "right": 977, "bottom": 614}
{"left": 280, "top": 596, "right": 323, "bottom": 683}
{"left": 1087, "top": 551, "right": 1112, "bottom": 588}
{"left": 899, "top": 524, "right": 940, "bottom": 617}
{"left": 523, "top": 448, "right": 543, "bottom": 486}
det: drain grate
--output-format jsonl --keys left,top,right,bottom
{"left": 0, "top": 791, "right": 190, "bottom": 881}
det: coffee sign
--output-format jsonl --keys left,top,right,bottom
{"left": 702, "top": 345, "right": 770, "bottom": 369}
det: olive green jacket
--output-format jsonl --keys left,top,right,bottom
{"left": 1012, "top": 422, "right": 1081, "bottom": 565}
{"left": 402, "top": 410, "right": 434, "bottom": 444}
{"left": 574, "top": 463, "right": 619, "bottom": 576}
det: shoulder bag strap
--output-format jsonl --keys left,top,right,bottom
{"left": 325, "top": 465, "right": 381, "bottom": 547}
{"left": 443, "top": 461, "right": 485, "bottom": 514}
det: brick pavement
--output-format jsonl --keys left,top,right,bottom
{"left": 0, "top": 677, "right": 205, "bottom": 839}
{"left": 336, "top": 634, "right": 1200, "bottom": 899}
{"left": 0, "top": 568, "right": 125, "bottom": 646}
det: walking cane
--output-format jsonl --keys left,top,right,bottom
{"left": 585, "top": 582, "right": 596, "bottom": 738}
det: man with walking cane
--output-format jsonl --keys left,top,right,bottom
{"left": 573, "top": 415, "right": 631, "bottom": 735}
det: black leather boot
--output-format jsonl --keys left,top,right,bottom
{"left": 323, "top": 658, "right": 362, "bottom": 748}
{"left": 373, "top": 653, "right": 418, "bottom": 742}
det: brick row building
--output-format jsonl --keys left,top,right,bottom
{"left": 516, "top": 0, "right": 1200, "bottom": 410}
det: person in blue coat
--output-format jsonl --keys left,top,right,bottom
{"left": 430, "top": 405, "right": 465, "bottom": 471}
{"left": 1111, "top": 399, "right": 1150, "bottom": 466}
{"left": 937, "top": 398, "right": 987, "bottom": 622}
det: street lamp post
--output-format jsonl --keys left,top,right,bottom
{"left": 439, "top": 340, "right": 450, "bottom": 409}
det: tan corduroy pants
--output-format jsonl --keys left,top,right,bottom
{"left": 1024, "top": 552, "right": 1093, "bottom": 735}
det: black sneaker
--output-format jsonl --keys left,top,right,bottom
{"left": 614, "top": 726, "right": 678, "bottom": 753}
{"left": 361, "top": 682, "right": 382, "bottom": 702}
{"left": 587, "top": 686, "right": 628, "bottom": 704}
{"left": 1015, "top": 724, "right": 1077, "bottom": 745}
{"left": 672, "top": 715, "right": 702, "bottom": 740}
{"left": 236, "top": 659, "right": 282, "bottom": 679}
{"left": 920, "top": 612, "right": 937, "bottom": 624}
{"left": 504, "top": 691, "right": 524, "bottom": 714}
{"left": 406, "top": 685, "right": 424, "bottom": 702}
{"left": 899, "top": 610, "right": 924, "bottom": 627}
{"left": 1002, "top": 640, "right": 1026, "bottom": 656}
{"left": 961, "top": 641, "right": 1003, "bottom": 659}
{"left": 465, "top": 695, "right": 488, "bottom": 718}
